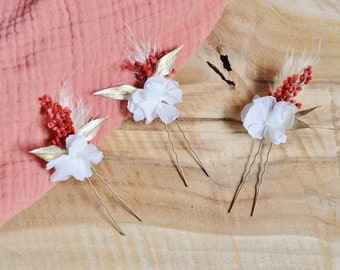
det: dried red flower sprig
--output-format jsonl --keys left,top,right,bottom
{"left": 268, "top": 65, "right": 312, "bottom": 109}
{"left": 124, "top": 50, "right": 173, "bottom": 86}
{"left": 39, "top": 95, "right": 75, "bottom": 148}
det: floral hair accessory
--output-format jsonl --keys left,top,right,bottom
{"left": 228, "top": 49, "right": 319, "bottom": 216}
{"left": 127, "top": 76, "right": 182, "bottom": 124}
{"left": 94, "top": 41, "right": 208, "bottom": 186}
{"left": 30, "top": 87, "right": 141, "bottom": 235}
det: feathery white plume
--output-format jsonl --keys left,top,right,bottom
{"left": 124, "top": 23, "right": 157, "bottom": 63}
{"left": 271, "top": 41, "right": 321, "bottom": 93}
{"left": 129, "top": 40, "right": 157, "bottom": 64}
{"left": 58, "top": 81, "right": 90, "bottom": 132}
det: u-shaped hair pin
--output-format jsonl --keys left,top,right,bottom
{"left": 229, "top": 46, "right": 320, "bottom": 215}
{"left": 30, "top": 87, "right": 141, "bottom": 235}
{"left": 94, "top": 40, "right": 209, "bottom": 186}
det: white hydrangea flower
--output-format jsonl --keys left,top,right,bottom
{"left": 241, "top": 96, "right": 297, "bottom": 145}
{"left": 127, "top": 76, "right": 182, "bottom": 124}
{"left": 46, "top": 135, "right": 103, "bottom": 181}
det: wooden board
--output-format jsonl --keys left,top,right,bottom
{"left": 1, "top": 0, "right": 339, "bottom": 269}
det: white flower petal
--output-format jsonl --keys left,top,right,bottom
{"left": 145, "top": 114, "right": 157, "bottom": 124}
{"left": 245, "top": 122, "right": 266, "bottom": 140}
{"left": 144, "top": 76, "right": 168, "bottom": 87}
{"left": 127, "top": 99, "right": 136, "bottom": 113}
{"left": 252, "top": 95, "right": 274, "bottom": 104}
{"left": 50, "top": 170, "right": 71, "bottom": 182}
{"left": 47, "top": 155, "right": 72, "bottom": 182}
{"left": 130, "top": 89, "right": 144, "bottom": 105}
{"left": 46, "top": 155, "right": 68, "bottom": 170}
{"left": 89, "top": 151, "right": 103, "bottom": 164}
{"left": 77, "top": 144, "right": 103, "bottom": 164}
{"left": 67, "top": 135, "right": 88, "bottom": 156}
{"left": 163, "top": 88, "right": 182, "bottom": 105}
{"left": 157, "top": 103, "right": 179, "bottom": 124}
{"left": 263, "top": 101, "right": 297, "bottom": 145}
{"left": 242, "top": 100, "right": 271, "bottom": 139}
{"left": 240, "top": 103, "right": 253, "bottom": 122}
{"left": 128, "top": 90, "right": 146, "bottom": 116}
{"left": 265, "top": 125, "right": 287, "bottom": 145}
{"left": 270, "top": 101, "right": 297, "bottom": 130}
{"left": 132, "top": 107, "right": 146, "bottom": 122}
{"left": 46, "top": 135, "right": 102, "bottom": 181}
{"left": 241, "top": 96, "right": 296, "bottom": 145}
{"left": 139, "top": 101, "right": 158, "bottom": 124}
{"left": 65, "top": 134, "right": 80, "bottom": 149}
{"left": 66, "top": 157, "right": 92, "bottom": 180}
{"left": 242, "top": 97, "right": 275, "bottom": 129}
{"left": 143, "top": 84, "right": 164, "bottom": 101}
{"left": 162, "top": 76, "right": 179, "bottom": 89}
{"left": 127, "top": 76, "right": 182, "bottom": 124}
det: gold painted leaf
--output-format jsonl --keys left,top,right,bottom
{"left": 93, "top": 85, "right": 137, "bottom": 100}
{"left": 30, "top": 145, "right": 67, "bottom": 162}
{"left": 77, "top": 117, "right": 107, "bottom": 141}
{"left": 295, "top": 106, "right": 320, "bottom": 118}
{"left": 154, "top": 45, "right": 184, "bottom": 77}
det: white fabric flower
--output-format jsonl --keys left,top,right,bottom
{"left": 127, "top": 76, "right": 182, "bottom": 124}
{"left": 46, "top": 135, "right": 103, "bottom": 182}
{"left": 241, "top": 96, "right": 297, "bottom": 145}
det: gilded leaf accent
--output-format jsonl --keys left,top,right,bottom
{"left": 154, "top": 45, "right": 183, "bottom": 77}
{"left": 77, "top": 117, "right": 107, "bottom": 141}
{"left": 30, "top": 145, "right": 67, "bottom": 162}
{"left": 93, "top": 85, "right": 137, "bottom": 100}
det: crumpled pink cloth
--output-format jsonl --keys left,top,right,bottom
{"left": 0, "top": 0, "right": 227, "bottom": 224}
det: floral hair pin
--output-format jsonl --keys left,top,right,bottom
{"left": 228, "top": 49, "right": 319, "bottom": 216}
{"left": 94, "top": 42, "right": 209, "bottom": 186}
{"left": 30, "top": 88, "right": 141, "bottom": 235}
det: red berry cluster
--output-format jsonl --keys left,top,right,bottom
{"left": 39, "top": 95, "right": 75, "bottom": 148}
{"left": 124, "top": 50, "right": 172, "bottom": 87}
{"left": 268, "top": 65, "right": 313, "bottom": 109}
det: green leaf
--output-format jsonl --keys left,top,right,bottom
{"left": 77, "top": 117, "right": 107, "bottom": 141}
{"left": 30, "top": 145, "right": 67, "bottom": 162}
{"left": 154, "top": 45, "right": 183, "bottom": 77}
{"left": 93, "top": 85, "right": 137, "bottom": 100}
{"left": 291, "top": 118, "right": 310, "bottom": 130}
{"left": 295, "top": 106, "right": 320, "bottom": 118}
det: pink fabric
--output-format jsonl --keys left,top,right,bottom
{"left": 0, "top": 0, "right": 227, "bottom": 224}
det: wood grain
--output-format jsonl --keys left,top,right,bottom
{"left": 1, "top": 0, "right": 339, "bottom": 269}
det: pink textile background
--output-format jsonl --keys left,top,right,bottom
{"left": 0, "top": 0, "right": 227, "bottom": 224}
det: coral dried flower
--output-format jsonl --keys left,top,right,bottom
{"left": 124, "top": 50, "right": 172, "bottom": 86}
{"left": 268, "top": 65, "right": 312, "bottom": 109}
{"left": 39, "top": 95, "right": 75, "bottom": 148}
